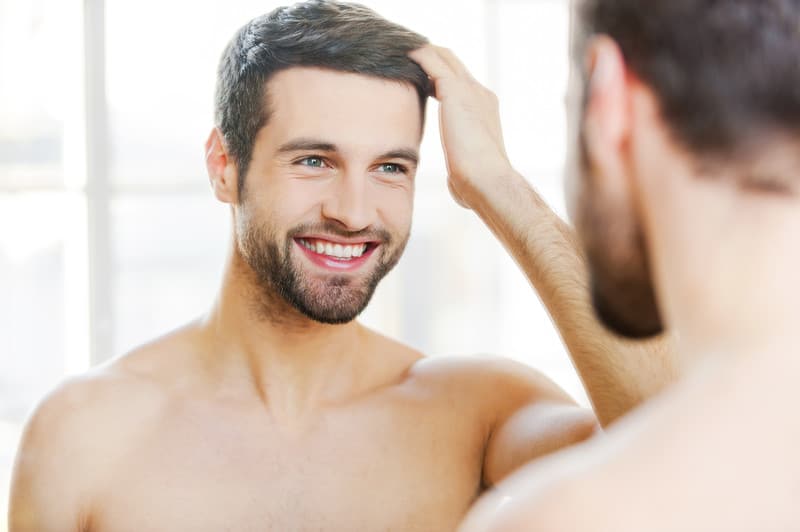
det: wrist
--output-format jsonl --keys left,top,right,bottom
{"left": 460, "top": 166, "right": 529, "bottom": 212}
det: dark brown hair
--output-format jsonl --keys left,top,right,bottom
{"left": 576, "top": 0, "right": 800, "bottom": 156}
{"left": 214, "top": 0, "right": 431, "bottom": 198}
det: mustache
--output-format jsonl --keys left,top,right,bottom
{"left": 287, "top": 222, "right": 392, "bottom": 244}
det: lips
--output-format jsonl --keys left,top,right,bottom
{"left": 294, "top": 237, "right": 378, "bottom": 272}
{"left": 297, "top": 238, "right": 369, "bottom": 259}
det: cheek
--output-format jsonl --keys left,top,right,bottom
{"left": 262, "top": 180, "right": 325, "bottom": 225}
{"left": 582, "top": 176, "right": 648, "bottom": 283}
{"left": 373, "top": 184, "right": 414, "bottom": 233}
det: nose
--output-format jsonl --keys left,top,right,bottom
{"left": 320, "top": 172, "right": 374, "bottom": 232}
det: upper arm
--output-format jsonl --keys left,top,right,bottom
{"left": 460, "top": 472, "right": 614, "bottom": 532}
{"left": 463, "top": 435, "right": 624, "bottom": 532}
{"left": 480, "top": 359, "right": 598, "bottom": 486}
{"left": 9, "top": 380, "right": 98, "bottom": 532}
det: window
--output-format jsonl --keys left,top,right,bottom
{"left": 0, "top": 1, "right": 579, "bottom": 523}
{"left": 1, "top": 0, "right": 89, "bottom": 523}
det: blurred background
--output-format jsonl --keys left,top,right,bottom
{"left": 0, "top": 0, "right": 577, "bottom": 522}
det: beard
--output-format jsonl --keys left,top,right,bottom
{"left": 238, "top": 218, "right": 408, "bottom": 325}
{"left": 584, "top": 221, "right": 664, "bottom": 339}
{"left": 575, "top": 140, "right": 664, "bottom": 339}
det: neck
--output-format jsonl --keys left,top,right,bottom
{"left": 199, "top": 248, "right": 369, "bottom": 419}
{"left": 662, "top": 221, "right": 800, "bottom": 372}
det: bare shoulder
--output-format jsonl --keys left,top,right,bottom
{"left": 408, "top": 355, "right": 599, "bottom": 485}
{"left": 9, "top": 337, "right": 184, "bottom": 531}
{"left": 357, "top": 325, "right": 571, "bottom": 405}
{"left": 27, "top": 323, "right": 204, "bottom": 437}
{"left": 10, "top": 325, "right": 201, "bottom": 529}
{"left": 22, "top": 358, "right": 169, "bottom": 451}
{"left": 409, "top": 354, "right": 579, "bottom": 406}
{"left": 15, "top": 332, "right": 183, "bottom": 475}
{"left": 406, "top": 354, "right": 592, "bottom": 429}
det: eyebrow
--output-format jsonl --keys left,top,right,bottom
{"left": 379, "top": 149, "right": 420, "bottom": 167}
{"left": 277, "top": 138, "right": 419, "bottom": 166}
{"left": 277, "top": 139, "right": 338, "bottom": 154}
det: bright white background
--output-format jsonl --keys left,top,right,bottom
{"left": 0, "top": 0, "right": 579, "bottom": 523}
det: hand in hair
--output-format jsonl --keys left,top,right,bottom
{"left": 409, "top": 45, "right": 514, "bottom": 210}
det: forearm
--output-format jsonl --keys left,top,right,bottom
{"left": 469, "top": 170, "right": 677, "bottom": 425}
{"left": 406, "top": 45, "right": 678, "bottom": 424}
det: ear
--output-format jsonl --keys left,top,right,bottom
{"left": 582, "top": 36, "right": 632, "bottom": 196}
{"left": 205, "top": 127, "right": 239, "bottom": 204}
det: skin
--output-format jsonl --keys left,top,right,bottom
{"left": 9, "top": 63, "right": 673, "bottom": 531}
{"left": 403, "top": 19, "right": 800, "bottom": 532}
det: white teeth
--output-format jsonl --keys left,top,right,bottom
{"left": 300, "top": 239, "right": 369, "bottom": 260}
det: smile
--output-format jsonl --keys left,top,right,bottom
{"left": 297, "top": 238, "right": 369, "bottom": 260}
{"left": 294, "top": 237, "right": 379, "bottom": 272}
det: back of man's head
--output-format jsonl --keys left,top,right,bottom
{"left": 569, "top": 0, "right": 800, "bottom": 339}
{"left": 215, "top": 0, "right": 430, "bottom": 196}
{"left": 576, "top": 0, "right": 800, "bottom": 160}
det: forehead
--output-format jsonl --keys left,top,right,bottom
{"left": 262, "top": 67, "right": 423, "bottom": 152}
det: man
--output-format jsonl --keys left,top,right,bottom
{"left": 9, "top": 2, "right": 672, "bottom": 530}
{"left": 406, "top": 0, "right": 800, "bottom": 530}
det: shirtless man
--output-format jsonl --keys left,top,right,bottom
{"left": 9, "top": 2, "right": 672, "bottom": 531}
{"left": 405, "top": 0, "right": 800, "bottom": 530}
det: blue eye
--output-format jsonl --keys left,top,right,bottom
{"left": 378, "top": 163, "right": 406, "bottom": 174}
{"left": 299, "top": 157, "right": 327, "bottom": 168}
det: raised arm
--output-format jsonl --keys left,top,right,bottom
{"left": 409, "top": 45, "right": 677, "bottom": 427}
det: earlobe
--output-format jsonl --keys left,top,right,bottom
{"left": 205, "top": 127, "right": 238, "bottom": 204}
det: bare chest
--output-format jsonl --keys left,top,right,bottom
{"left": 89, "top": 399, "right": 485, "bottom": 531}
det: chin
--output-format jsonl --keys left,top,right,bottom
{"left": 591, "top": 278, "right": 664, "bottom": 339}
{"left": 287, "top": 276, "right": 377, "bottom": 325}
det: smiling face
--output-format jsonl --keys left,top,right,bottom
{"left": 232, "top": 67, "right": 422, "bottom": 324}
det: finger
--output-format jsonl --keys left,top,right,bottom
{"left": 410, "top": 45, "right": 483, "bottom": 101}
{"left": 430, "top": 45, "right": 475, "bottom": 81}
{"left": 410, "top": 45, "right": 474, "bottom": 81}
{"left": 409, "top": 45, "right": 459, "bottom": 83}
{"left": 409, "top": 47, "right": 459, "bottom": 100}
